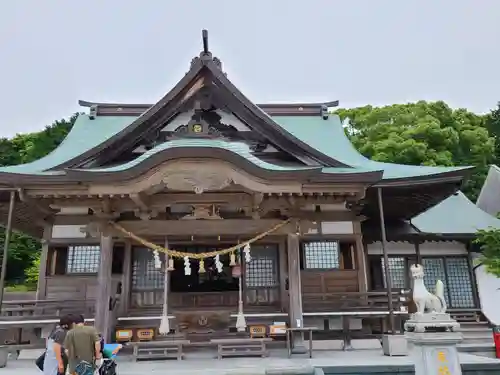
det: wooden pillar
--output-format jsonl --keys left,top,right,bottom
{"left": 120, "top": 240, "right": 132, "bottom": 315}
{"left": 95, "top": 231, "right": 113, "bottom": 342}
{"left": 286, "top": 233, "right": 306, "bottom": 353}
{"left": 353, "top": 221, "right": 367, "bottom": 293}
{"left": 414, "top": 241, "right": 422, "bottom": 265}
{"left": 278, "top": 238, "right": 288, "bottom": 312}
{"left": 160, "top": 237, "right": 170, "bottom": 334}
{"left": 36, "top": 226, "right": 52, "bottom": 300}
{"left": 377, "top": 188, "right": 395, "bottom": 334}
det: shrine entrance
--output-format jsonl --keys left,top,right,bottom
{"left": 130, "top": 242, "right": 281, "bottom": 312}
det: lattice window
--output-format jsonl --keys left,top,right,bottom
{"left": 131, "top": 247, "right": 163, "bottom": 290}
{"left": 381, "top": 257, "right": 407, "bottom": 289}
{"left": 67, "top": 245, "right": 100, "bottom": 274}
{"left": 422, "top": 258, "right": 450, "bottom": 306}
{"left": 303, "top": 241, "right": 339, "bottom": 269}
{"left": 245, "top": 245, "right": 278, "bottom": 287}
{"left": 444, "top": 257, "right": 475, "bottom": 308}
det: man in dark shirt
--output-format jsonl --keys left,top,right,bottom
{"left": 63, "top": 314, "right": 101, "bottom": 375}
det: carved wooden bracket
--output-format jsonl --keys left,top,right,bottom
{"left": 83, "top": 221, "right": 114, "bottom": 238}
{"left": 180, "top": 204, "right": 222, "bottom": 220}
{"left": 242, "top": 193, "right": 264, "bottom": 219}
{"left": 161, "top": 168, "right": 233, "bottom": 194}
{"left": 133, "top": 208, "right": 159, "bottom": 221}
{"left": 19, "top": 188, "right": 58, "bottom": 218}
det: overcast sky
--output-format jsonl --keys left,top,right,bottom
{"left": 0, "top": 0, "right": 498, "bottom": 137}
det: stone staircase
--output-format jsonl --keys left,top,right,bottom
{"left": 456, "top": 319, "right": 495, "bottom": 357}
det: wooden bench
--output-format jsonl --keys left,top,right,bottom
{"left": 128, "top": 340, "right": 190, "bottom": 361}
{"left": 210, "top": 338, "right": 271, "bottom": 359}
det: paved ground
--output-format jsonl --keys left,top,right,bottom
{"left": 4, "top": 347, "right": 500, "bottom": 375}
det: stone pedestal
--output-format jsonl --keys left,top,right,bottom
{"left": 0, "top": 346, "right": 7, "bottom": 368}
{"left": 405, "top": 313, "right": 463, "bottom": 375}
{"left": 382, "top": 334, "right": 408, "bottom": 356}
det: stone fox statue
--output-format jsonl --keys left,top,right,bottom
{"left": 410, "top": 264, "right": 447, "bottom": 314}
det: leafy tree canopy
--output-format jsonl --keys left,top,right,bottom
{"left": 0, "top": 114, "right": 77, "bottom": 285}
{"left": 337, "top": 101, "right": 496, "bottom": 201}
{"left": 475, "top": 228, "right": 500, "bottom": 278}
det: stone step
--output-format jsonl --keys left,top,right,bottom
{"left": 461, "top": 336, "right": 494, "bottom": 344}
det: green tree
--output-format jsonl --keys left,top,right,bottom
{"left": 0, "top": 114, "right": 77, "bottom": 284}
{"left": 337, "top": 101, "right": 495, "bottom": 201}
{"left": 485, "top": 102, "right": 500, "bottom": 165}
{"left": 475, "top": 228, "right": 500, "bottom": 277}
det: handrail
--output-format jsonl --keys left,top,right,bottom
{"left": 2, "top": 298, "right": 93, "bottom": 306}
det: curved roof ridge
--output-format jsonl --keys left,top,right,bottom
{"left": 68, "top": 139, "right": 320, "bottom": 174}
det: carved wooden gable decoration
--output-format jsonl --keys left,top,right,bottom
{"left": 64, "top": 30, "right": 341, "bottom": 171}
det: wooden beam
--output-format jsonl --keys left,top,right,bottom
{"left": 39, "top": 192, "right": 355, "bottom": 211}
{"left": 109, "top": 219, "right": 297, "bottom": 237}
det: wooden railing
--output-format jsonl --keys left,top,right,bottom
{"left": 131, "top": 287, "right": 281, "bottom": 309}
{"left": 0, "top": 299, "right": 95, "bottom": 321}
{"left": 302, "top": 290, "right": 410, "bottom": 313}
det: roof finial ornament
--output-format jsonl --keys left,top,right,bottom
{"left": 200, "top": 29, "right": 212, "bottom": 60}
{"left": 202, "top": 29, "right": 209, "bottom": 54}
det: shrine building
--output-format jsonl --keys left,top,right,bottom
{"left": 0, "top": 31, "right": 493, "bottom": 343}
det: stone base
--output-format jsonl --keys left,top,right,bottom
{"left": 406, "top": 331, "right": 463, "bottom": 375}
{"left": 0, "top": 347, "right": 7, "bottom": 368}
{"left": 291, "top": 345, "right": 308, "bottom": 354}
{"left": 404, "top": 312, "right": 461, "bottom": 333}
{"left": 382, "top": 334, "right": 408, "bottom": 356}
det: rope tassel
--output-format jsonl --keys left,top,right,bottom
{"left": 199, "top": 259, "right": 206, "bottom": 273}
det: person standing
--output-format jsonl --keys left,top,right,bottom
{"left": 63, "top": 315, "right": 102, "bottom": 375}
{"left": 43, "top": 315, "right": 73, "bottom": 375}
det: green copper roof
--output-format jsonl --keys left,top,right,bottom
{"left": 0, "top": 112, "right": 471, "bottom": 180}
{"left": 0, "top": 115, "right": 136, "bottom": 174}
{"left": 74, "top": 139, "right": 318, "bottom": 173}
{"left": 412, "top": 191, "right": 500, "bottom": 234}
{"left": 273, "top": 115, "right": 471, "bottom": 180}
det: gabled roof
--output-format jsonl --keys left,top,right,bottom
{"left": 476, "top": 165, "right": 500, "bottom": 217}
{"left": 50, "top": 53, "right": 344, "bottom": 170}
{"left": 412, "top": 191, "right": 500, "bottom": 235}
{"left": 0, "top": 30, "right": 475, "bottom": 223}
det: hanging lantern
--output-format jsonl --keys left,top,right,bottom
{"left": 229, "top": 252, "right": 237, "bottom": 267}
{"left": 167, "top": 258, "right": 175, "bottom": 272}
{"left": 232, "top": 264, "right": 242, "bottom": 278}
{"left": 199, "top": 259, "right": 206, "bottom": 273}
